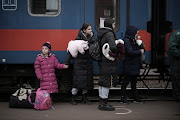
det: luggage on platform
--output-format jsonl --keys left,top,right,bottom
{"left": 9, "top": 87, "right": 34, "bottom": 108}
{"left": 28, "top": 88, "right": 52, "bottom": 110}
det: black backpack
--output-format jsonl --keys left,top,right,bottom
{"left": 89, "top": 39, "right": 101, "bottom": 61}
{"left": 89, "top": 31, "right": 110, "bottom": 61}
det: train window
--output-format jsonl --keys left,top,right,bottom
{"left": 28, "top": 0, "right": 61, "bottom": 17}
{"left": 95, "top": 0, "right": 120, "bottom": 31}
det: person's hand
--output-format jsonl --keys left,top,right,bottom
{"left": 64, "top": 65, "right": 69, "bottom": 69}
{"left": 118, "top": 54, "right": 125, "bottom": 61}
{"left": 140, "top": 49, "right": 144, "bottom": 54}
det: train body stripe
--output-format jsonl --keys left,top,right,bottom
{"left": 0, "top": 29, "right": 171, "bottom": 51}
{"left": 138, "top": 30, "right": 172, "bottom": 51}
{"left": 0, "top": 29, "right": 79, "bottom": 51}
{"left": 137, "top": 30, "right": 151, "bottom": 51}
{"left": 0, "top": 51, "right": 67, "bottom": 64}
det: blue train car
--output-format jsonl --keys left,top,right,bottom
{"left": 0, "top": 0, "right": 180, "bottom": 91}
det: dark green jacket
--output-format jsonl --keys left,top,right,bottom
{"left": 168, "top": 29, "right": 180, "bottom": 57}
{"left": 168, "top": 29, "right": 180, "bottom": 76}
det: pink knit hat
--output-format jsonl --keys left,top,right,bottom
{"left": 42, "top": 42, "right": 51, "bottom": 50}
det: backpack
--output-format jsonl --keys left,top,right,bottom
{"left": 28, "top": 88, "right": 52, "bottom": 110}
{"left": 89, "top": 39, "right": 101, "bottom": 61}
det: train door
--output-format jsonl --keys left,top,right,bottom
{"left": 83, "top": 0, "right": 121, "bottom": 34}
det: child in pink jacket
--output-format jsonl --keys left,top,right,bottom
{"left": 34, "top": 42, "right": 68, "bottom": 94}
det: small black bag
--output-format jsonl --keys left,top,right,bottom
{"left": 89, "top": 40, "right": 101, "bottom": 61}
{"left": 9, "top": 87, "right": 34, "bottom": 108}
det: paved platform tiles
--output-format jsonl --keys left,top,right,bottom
{"left": 1, "top": 101, "right": 180, "bottom": 120}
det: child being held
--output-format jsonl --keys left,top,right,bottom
{"left": 136, "top": 36, "right": 147, "bottom": 64}
{"left": 34, "top": 42, "right": 68, "bottom": 94}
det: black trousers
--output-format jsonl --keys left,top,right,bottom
{"left": 171, "top": 75, "right": 180, "bottom": 101}
{"left": 121, "top": 75, "right": 138, "bottom": 97}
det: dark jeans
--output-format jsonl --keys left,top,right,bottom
{"left": 121, "top": 75, "right": 138, "bottom": 97}
{"left": 171, "top": 75, "right": 180, "bottom": 101}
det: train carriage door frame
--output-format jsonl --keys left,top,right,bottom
{"left": 83, "top": 0, "right": 120, "bottom": 32}
{"left": 94, "top": 0, "right": 120, "bottom": 32}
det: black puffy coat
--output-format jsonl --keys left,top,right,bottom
{"left": 65, "top": 30, "right": 95, "bottom": 90}
{"left": 123, "top": 25, "right": 142, "bottom": 75}
{"left": 97, "top": 28, "right": 119, "bottom": 88}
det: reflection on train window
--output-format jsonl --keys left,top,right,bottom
{"left": 28, "top": 0, "right": 61, "bottom": 17}
{"left": 95, "top": 0, "right": 120, "bottom": 32}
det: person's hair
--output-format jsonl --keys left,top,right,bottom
{"left": 80, "top": 23, "right": 91, "bottom": 31}
{"left": 80, "top": 23, "right": 92, "bottom": 40}
{"left": 104, "top": 18, "right": 117, "bottom": 40}
{"left": 104, "top": 18, "right": 115, "bottom": 29}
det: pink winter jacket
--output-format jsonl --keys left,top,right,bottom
{"left": 34, "top": 53, "right": 65, "bottom": 93}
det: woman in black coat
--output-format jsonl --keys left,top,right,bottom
{"left": 121, "top": 25, "right": 144, "bottom": 104}
{"left": 97, "top": 18, "right": 120, "bottom": 111}
{"left": 65, "top": 23, "right": 95, "bottom": 105}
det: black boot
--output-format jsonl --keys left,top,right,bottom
{"left": 133, "top": 94, "right": 143, "bottom": 104}
{"left": 82, "top": 94, "right": 91, "bottom": 105}
{"left": 98, "top": 99, "right": 115, "bottom": 111}
{"left": 121, "top": 96, "right": 129, "bottom": 104}
{"left": 71, "top": 95, "right": 77, "bottom": 105}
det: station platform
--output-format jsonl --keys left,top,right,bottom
{"left": 1, "top": 100, "right": 180, "bottom": 120}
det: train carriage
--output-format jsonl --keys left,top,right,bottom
{"left": 0, "top": 0, "right": 180, "bottom": 93}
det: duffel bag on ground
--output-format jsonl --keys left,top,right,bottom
{"left": 9, "top": 87, "right": 34, "bottom": 108}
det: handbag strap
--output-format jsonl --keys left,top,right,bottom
{"left": 28, "top": 88, "right": 41, "bottom": 105}
{"left": 17, "top": 88, "right": 21, "bottom": 96}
